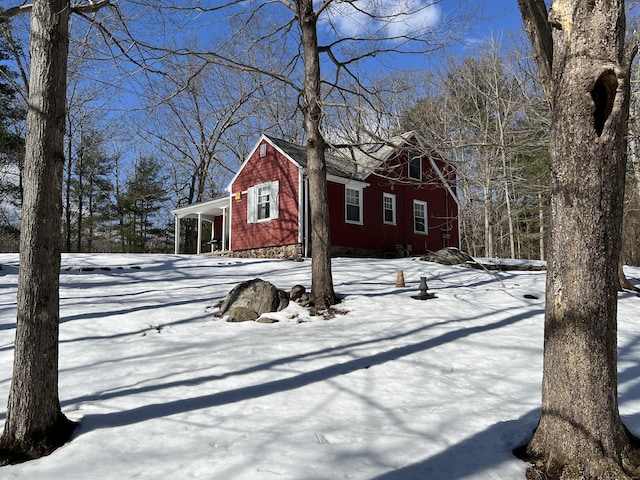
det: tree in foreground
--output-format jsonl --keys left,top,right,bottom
{"left": 163, "top": 0, "right": 471, "bottom": 309}
{"left": 0, "top": 0, "right": 109, "bottom": 464}
{"left": 516, "top": 0, "right": 640, "bottom": 478}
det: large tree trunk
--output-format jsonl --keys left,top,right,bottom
{"left": 296, "top": 0, "right": 337, "bottom": 310}
{"left": 0, "top": 0, "right": 76, "bottom": 465}
{"left": 517, "top": 0, "right": 640, "bottom": 478}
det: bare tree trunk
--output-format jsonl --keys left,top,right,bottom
{"left": 538, "top": 192, "right": 545, "bottom": 261}
{"left": 500, "top": 147, "right": 516, "bottom": 258}
{"left": 76, "top": 143, "right": 83, "bottom": 252}
{"left": 517, "top": 0, "right": 640, "bottom": 477}
{"left": 65, "top": 121, "right": 72, "bottom": 252}
{"left": 0, "top": 0, "right": 76, "bottom": 465}
{"left": 296, "top": 0, "right": 337, "bottom": 309}
{"left": 483, "top": 174, "right": 493, "bottom": 257}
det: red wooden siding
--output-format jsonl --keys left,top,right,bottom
{"left": 327, "top": 150, "right": 459, "bottom": 255}
{"left": 230, "top": 140, "right": 301, "bottom": 251}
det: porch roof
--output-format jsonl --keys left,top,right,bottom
{"left": 171, "top": 196, "right": 230, "bottom": 221}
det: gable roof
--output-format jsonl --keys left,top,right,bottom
{"left": 266, "top": 135, "right": 365, "bottom": 179}
{"left": 229, "top": 133, "right": 457, "bottom": 206}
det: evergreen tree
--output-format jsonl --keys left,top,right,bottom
{"left": 116, "top": 156, "right": 168, "bottom": 252}
{"left": 67, "top": 130, "right": 112, "bottom": 252}
{"left": 0, "top": 31, "right": 25, "bottom": 251}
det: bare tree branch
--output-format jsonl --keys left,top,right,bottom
{"left": 517, "top": 0, "right": 553, "bottom": 102}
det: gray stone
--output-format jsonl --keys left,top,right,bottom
{"left": 256, "top": 317, "right": 279, "bottom": 324}
{"left": 221, "top": 278, "right": 290, "bottom": 322}
{"left": 298, "top": 292, "right": 312, "bottom": 307}
{"left": 290, "top": 285, "right": 306, "bottom": 302}
{"left": 227, "top": 307, "right": 259, "bottom": 322}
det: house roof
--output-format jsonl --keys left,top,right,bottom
{"left": 172, "top": 196, "right": 230, "bottom": 220}
{"left": 267, "top": 131, "right": 433, "bottom": 181}
{"left": 265, "top": 135, "right": 366, "bottom": 179}
{"left": 226, "top": 132, "right": 457, "bottom": 203}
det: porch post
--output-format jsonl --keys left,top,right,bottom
{"left": 174, "top": 215, "right": 180, "bottom": 255}
{"left": 222, "top": 206, "right": 228, "bottom": 251}
{"left": 210, "top": 218, "right": 215, "bottom": 252}
{"left": 197, "top": 212, "right": 202, "bottom": 255}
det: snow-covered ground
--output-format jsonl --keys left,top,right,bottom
{"left": 0, "top": 253, "right": 639, "bottom": 479}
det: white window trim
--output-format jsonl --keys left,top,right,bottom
{"left": 413, "top": 199, "right": 428, "bottom": 235}
{"left": 345, "top": 186, "right": 363, "bottom": 225}
{"left": 256, "top": 185, "right": 271, "bottom": 221}
{"left": 409, "top": 155, "right": 422, "bottom": 181}
{"left": 247, "top": 181, "right": 279, "bottom": 224}
{"left": 383, "top": 192, "right": 396, "bottom": 225}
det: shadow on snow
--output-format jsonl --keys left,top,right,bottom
{"left": 71, "top": 311, "right": 538, "bottom": 436}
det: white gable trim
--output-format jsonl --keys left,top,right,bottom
{"left": 427, "top": 156, "right": 459, "bottom": 208}
{"left": 227, "top": 135, "right": 303, "bottom": 192}
{"left": 327, "top": 174, "right": 369, "bottom": 189}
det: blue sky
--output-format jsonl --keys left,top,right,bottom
{"left": 457, "top": 1, "right": 524, "bottom": 48}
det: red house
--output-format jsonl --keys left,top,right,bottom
{"left": 172, "top": 132, "right": 459, "bottom": 258}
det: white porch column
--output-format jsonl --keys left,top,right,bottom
{"left": 174, "top": 215, "right": 180, "bottom": 255}
{"left": 221, "top": 206, "right": 228, "bottom": 251}
{"left": 210, "top": 218, "right": 216, "bottom": 252}
{"left": 197, "top": 212, "right": 202, "bottom": 255}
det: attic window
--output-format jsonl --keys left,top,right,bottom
{"left": 259, "top": 143, "right": 267, "bottom": 157}
{"left": 409, "top": 154, "right": 422, "bottom": 181}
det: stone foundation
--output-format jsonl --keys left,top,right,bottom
{"left": 211, "top": 244, "right": 399, "bottom": 260}
{"left": 213, "top": 244, "right": 304, "bottom": 261}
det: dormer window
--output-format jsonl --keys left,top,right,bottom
{"left": 409, "top": 154, "right": 422, "bottom": 181}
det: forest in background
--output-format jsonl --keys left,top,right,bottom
{"left": 0, "top": 1, "right": 639, "bottom": 264}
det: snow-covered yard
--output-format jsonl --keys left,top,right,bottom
{"left": 0, "top": 253, "right": 639, "bottom": 479}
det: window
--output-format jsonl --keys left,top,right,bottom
{"left": 259, "top": 143, "right": 267, "bottom": 157}
{"left": 345, "top": 187, "right": 363, "bottom": 224}
{"left": 257, "top": 185, "right": 271, "bottom": 220}
{"left": 383, "top": 193, "right": 396, "bottom": 225}
{"left": 413, "top": 200, "right": 428, "bottom": 234}
{"left": 247, "top": 181, "right": 279, "bottom": 223}
{"left": 409, "top": 155, "right": 422, "bottom": 181}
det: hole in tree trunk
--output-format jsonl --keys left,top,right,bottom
{"left": 591, "top": 70, "right": 617, "bottom": 136}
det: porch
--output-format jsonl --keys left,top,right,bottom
{"left": 171, "top": 196, "right": 231, "bottom": 255}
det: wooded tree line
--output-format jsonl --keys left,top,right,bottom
{"left": 0, "top": 5, "right": 541, "bottom": 258}
{"left": 1, "top": 4, "right": 639, "bottom": 262}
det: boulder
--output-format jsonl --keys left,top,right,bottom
{"left": 290, "top": 284, "right": 306, "bottom": 302}
{"left": 221, "top": 278, "right": 289, "bottom": 322}
{"left": 227, "top": 307, "right": 259, "bottom": 322}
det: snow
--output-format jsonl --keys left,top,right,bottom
{"left": 0, "top": 253, "right": 639, "bottom": 479}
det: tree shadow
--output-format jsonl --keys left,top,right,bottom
{"left": 71, "top": 310, "right": 539, "bottom": 436}
{"left": 368, "top": 409, "right": 540, "bottom": 480}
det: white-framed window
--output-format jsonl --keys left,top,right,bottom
{"left": 413, "top": 199, "right": 428, "bottom": 234}
{"left": 247, "top": 181, "right": 279, "bottom": 223}
{"left": 259, "top": 143, "right": 267, "bottom": 157}
{"left": 409, "top": 154, "right": 422, "bottom": 181}
{"left": 256, "top": 185, "right": 271, "bottom": 220}
{"left": 383, "top": 192, "right": 396, "bottom": 225}
{"left": 345, "top": 186, "right": 363, "bottom": 224}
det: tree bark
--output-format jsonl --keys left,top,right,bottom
{"left": 0, "top": 0, "right": 76, "bottom": 465}
{"left": 295, "top": 0, "right": 338, "bottom": 310}
{"left": 517, "top": 0, "right": 640, "bottom": 478}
